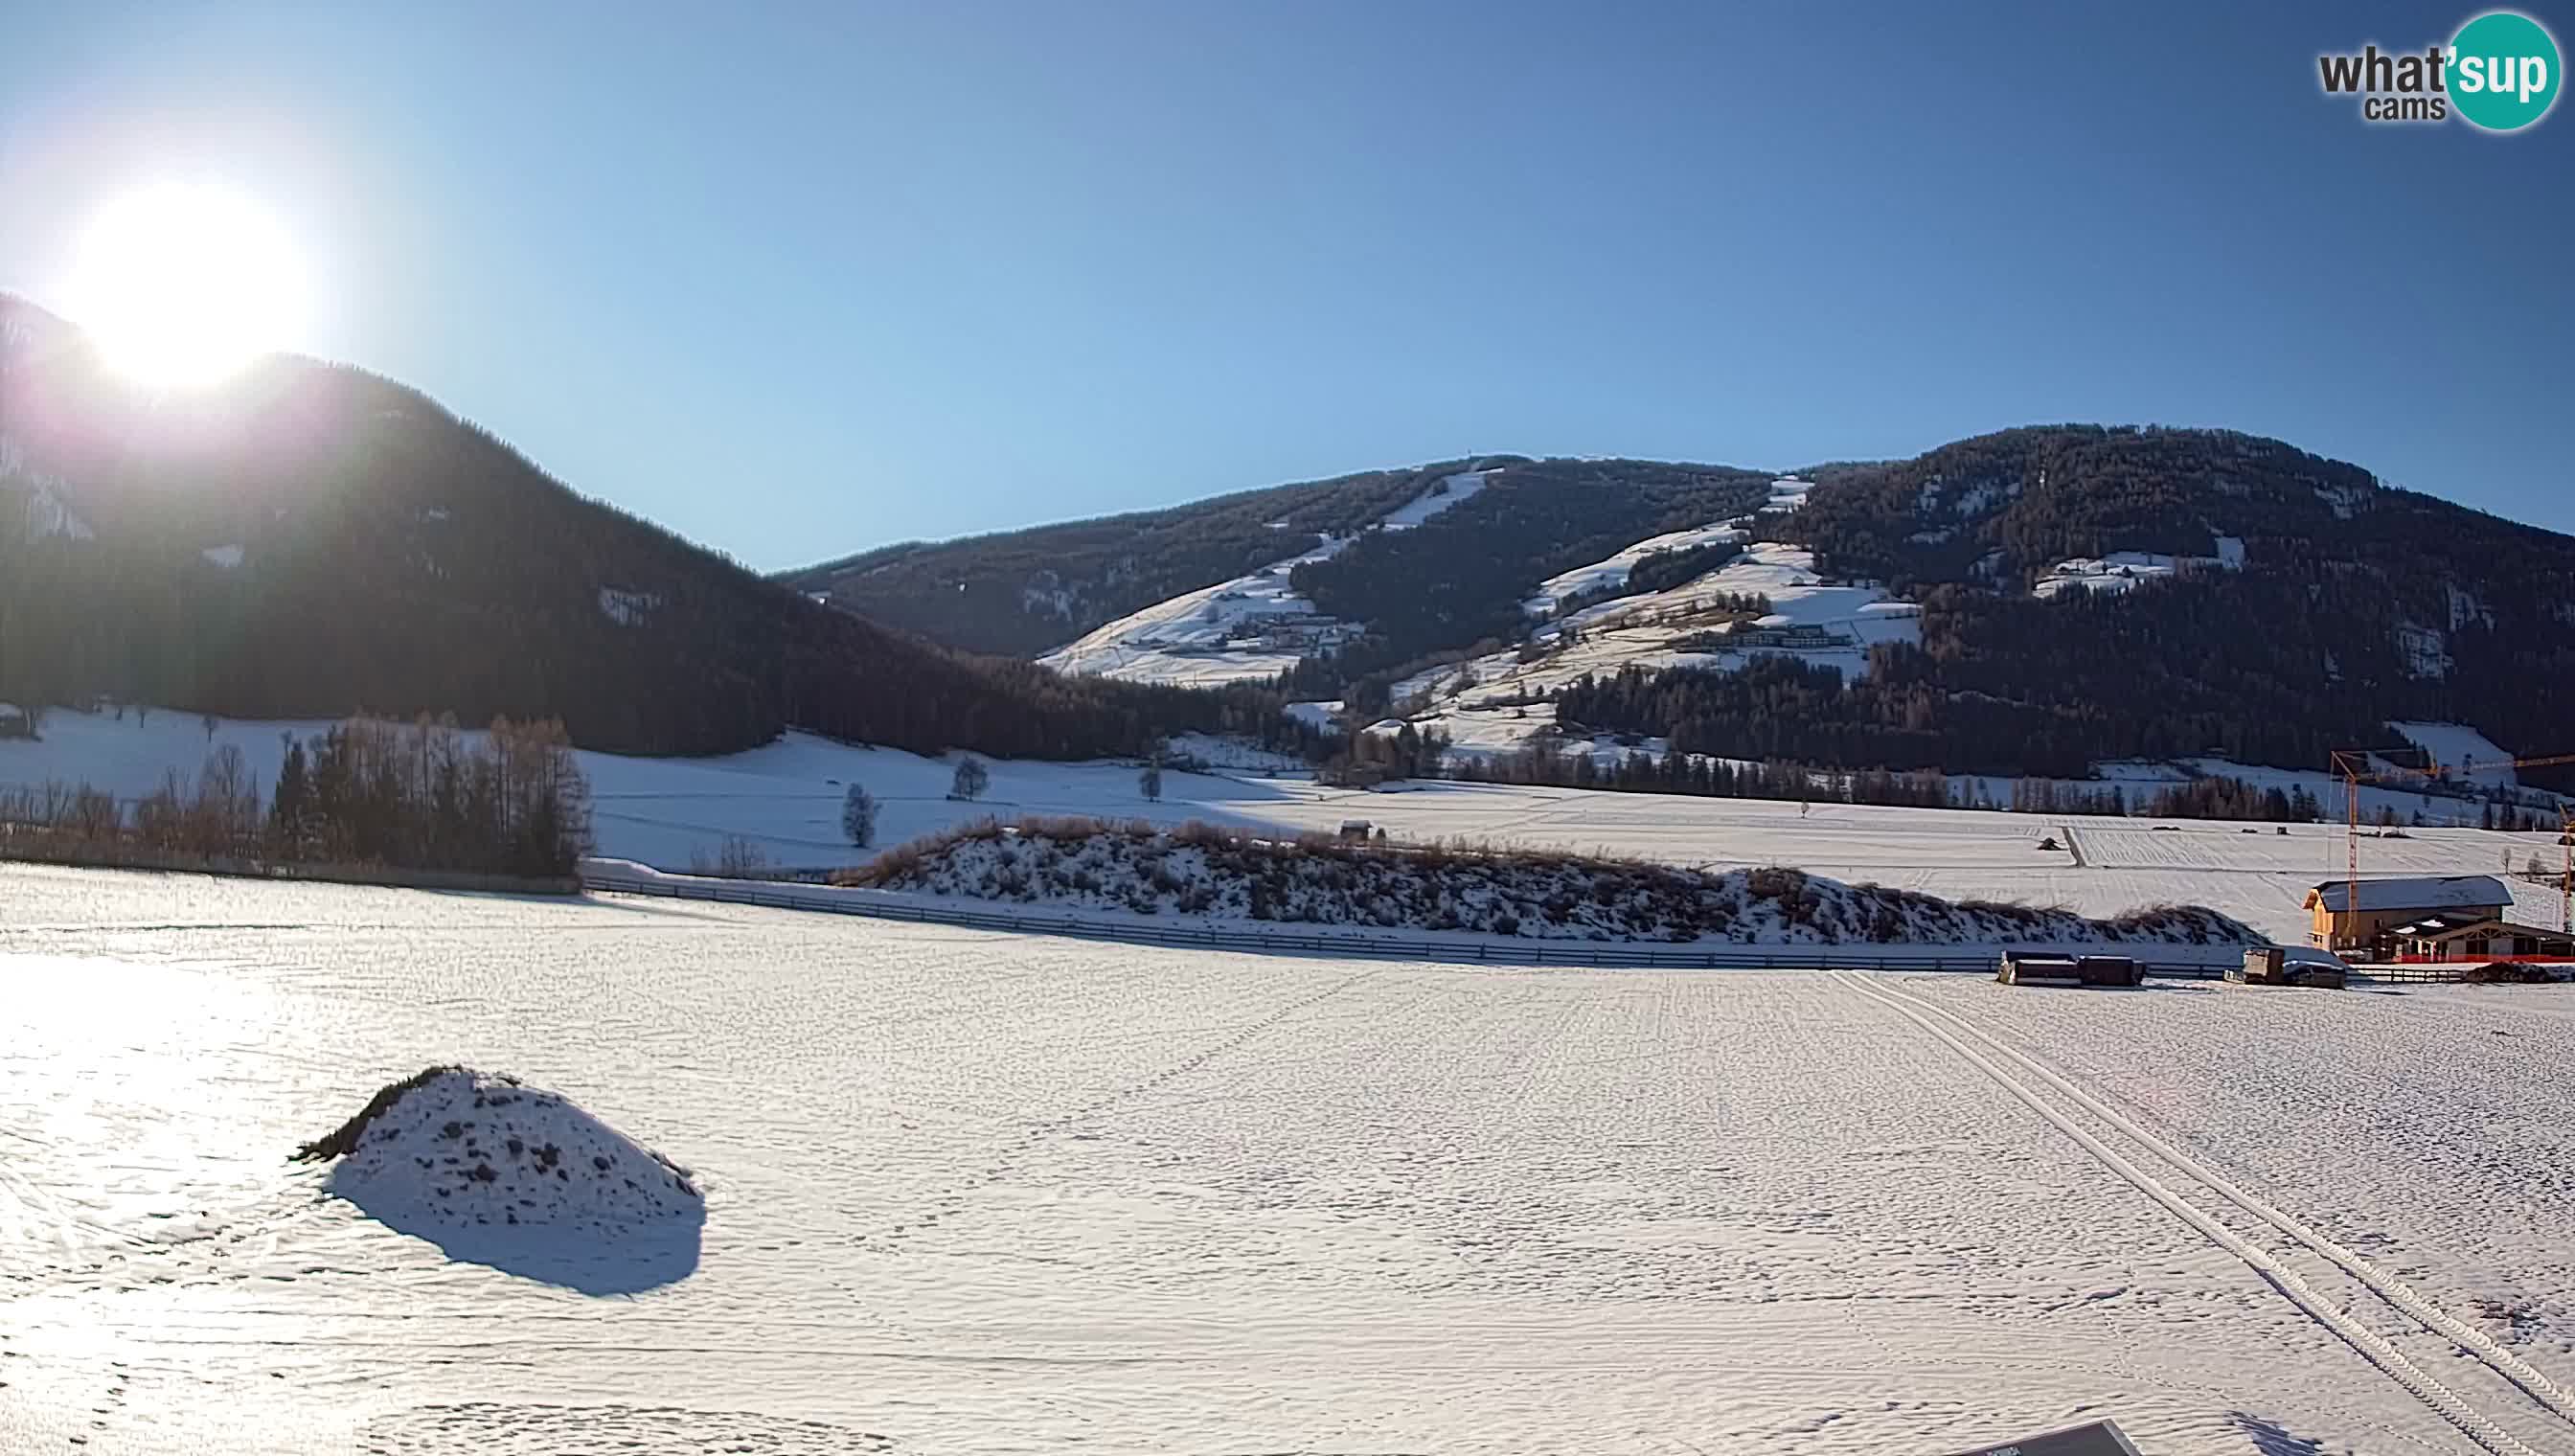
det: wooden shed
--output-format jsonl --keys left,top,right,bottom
{"left": 2075, "top": 954, "right": 2142, "bottom": 988}
{"left": 2230, "top": 946, "right": 2348, "bottom": 989}
{"left": 1997, "top": 952, "right": 2083, "bottom": 987}
{"left": 1998, "top": 951, "right": 2140, "bottom": 988}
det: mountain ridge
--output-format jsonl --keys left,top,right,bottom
{"left": 0, "top": 293, "right": 1292, "bottom": 762}
{"left": 9, "top": 288, "right": 2565, "bottom": 787}
{"left": 795, "top": 422, "right": 2573, "bottom": 787}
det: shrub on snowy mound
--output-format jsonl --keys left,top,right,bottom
{"left": 299, "top": 1068, "right": 703, "bottom": 1289}
{"left": 839, "top": 817, "right": 2257, "bottom": 946}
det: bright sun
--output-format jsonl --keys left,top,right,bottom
{"left": 66, "top": 184, "right": 306, "bottom": 387}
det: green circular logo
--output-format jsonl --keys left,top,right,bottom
{"left": 2450, "top": 11, "right": 2561, "bottom": 131}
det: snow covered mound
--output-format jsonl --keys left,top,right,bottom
{"left": 845, "top": 818, "right": 2258, "bottom": 947}
{"left": 301, "top": 1068, "right": 700, "bottom": 1262}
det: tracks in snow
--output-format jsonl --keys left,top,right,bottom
{"left": 1835, "top": 971, "right": 2575, "bottom": 1456}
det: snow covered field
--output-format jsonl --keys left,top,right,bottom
{"left": 7, "top": 864, "right": 2575, "bottom": 1454}
{"left": 3, "top": 708, "right": 2562, "bottom": 944}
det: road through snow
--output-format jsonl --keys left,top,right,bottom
{"left": 6, "top": 865, "right": 2573, "bottom": 1454}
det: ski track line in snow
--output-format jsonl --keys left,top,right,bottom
{"left": 1854, "top": 974, "right": 2575, "bottom": 1437}
{"left": 1833, "top": 971, "right": 2566, "bottom": 1456}
{"left": 876, "top": 965, "right": 1384, "bottom": 1246}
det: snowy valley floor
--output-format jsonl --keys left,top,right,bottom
{"left": 6, "top": 865, "right": 2575, "bottom": 1454}
{"left": 8, "top": 711, "right": 2569, "bottom": 950}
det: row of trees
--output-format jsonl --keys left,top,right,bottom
{"left": 1447, "top": 739, "right": 1962, "bottom": 809}
{"left": 0, "top": 716, "right": 593, "bottom": 876}
{"left": 1423, "top": 732, "right": 2557, "bottom": 829}
{"left": 833, "top": 752, "right": 1169, "bottom": 854}
{"left": 2140, "top": 779, "right": 2327, "bottom": 822}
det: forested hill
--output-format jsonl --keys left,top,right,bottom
{"left": 779, "top": 420, "right": 2573, "bottom": 789}
{"left": 0, "top": 294, "right": 1278, "bottom": 760}
{"left": 1620, "top": 424, "right": 2575, "bottom": 787}
{"left": 780, "top": 461, "right": 1492, "bottom": 656}
{"left": 782, "top": 455, "right": 1779, "bottom": 662}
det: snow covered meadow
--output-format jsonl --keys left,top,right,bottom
{"left": 3, "top": 705, "right": 2564, "bottom": 947}
{"left": 7, "top": 864, "right": 2575, "bottom": 1454}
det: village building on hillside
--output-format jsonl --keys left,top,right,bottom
{"left": 2384, "top": 914, "right": 2575, "bottom": 963}
{"left": 2303, "top": 875, "right": 2511, "bottom": 956}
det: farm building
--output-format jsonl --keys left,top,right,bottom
{"left": 0, "top": 703, "right": 32, "bottom": 739}
{"left": 1724, "top": 620, "right": 1855, "bottom": 651}
{"left": 2232, "top": 946, "right": 2348, "bottom": 989}
{"left": 1997, "top": 952, "right": 2140, "bottom": 988}
{"left": 2303, "top": 875, "right": 2511, "bottom": 955}
{"left": 2385, "top": 915, "right": 2575, "bottom": 963}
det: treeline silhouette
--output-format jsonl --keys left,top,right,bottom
{"left": 1450, "top": 742, "right": 1962, "bottom": 808}
{"left": 2139, "top": 779, "right": 2324, "bottom": 822}
{"left": 0, "top": 312, "right": 1301, "bottom": 761}
{"left": 0, "top": 716, "right": 592, "bottom": 877}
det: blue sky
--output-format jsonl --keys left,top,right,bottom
{"left": 3, "top": 1, "right": 2568, "bottom": 569}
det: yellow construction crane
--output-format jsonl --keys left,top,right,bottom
{"left": 2330, "top": 748, "right": 2575, "bottom": 935}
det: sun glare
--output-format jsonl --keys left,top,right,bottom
{"left": 66, "top": 184, "right": 306, "bottom": 387}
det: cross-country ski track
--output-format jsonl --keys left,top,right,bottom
{"left": 1836, "top": 971, "right": 2575, "bottom": 1456}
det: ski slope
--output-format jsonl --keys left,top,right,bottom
{"left": 6, "top": 863, "right": 2575, "bottom": 1454}
{"left": 1037, "top": 470, "right": 1490, "bottom": 686}
{"left": 1399, "top": 541, "right": 1924, "bottom": 754}
{"left": 2389, "top": 721, "right": 2522, "bottom": 787}
{"left": 1519, "top": 519, "right": 1747, "bottom": 616}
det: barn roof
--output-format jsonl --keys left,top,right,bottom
{"left": 2305, "top": 875, "right": 2511, "bottom": 914}
{"left": 2393, "top": 916, "right": 2569, "bottom": 942}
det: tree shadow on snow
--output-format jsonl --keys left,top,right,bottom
{"left": 330, "top": 1170, "right": 705, "bottom": 1296}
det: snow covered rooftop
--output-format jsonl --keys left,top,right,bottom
{"left": 2305, "top": 875, "right": 2510, "bottom": 914}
